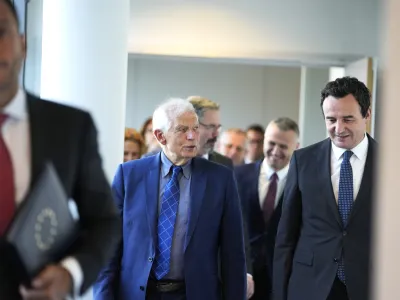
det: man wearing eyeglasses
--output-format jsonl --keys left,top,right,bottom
{"left": 187, "top": 96, "right": 254, "bottom": 299}
{"left": 187, "top": 96, "right": 225, "bottom": 163}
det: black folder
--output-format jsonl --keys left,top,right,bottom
{"left": 6, "top": 162, "right": 78, "bottom": 278}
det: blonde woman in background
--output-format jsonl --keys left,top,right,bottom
{"left": 124, "top": 128, "right": 145, "bottom": 162}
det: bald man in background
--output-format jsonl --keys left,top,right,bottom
{"left": 218, "top": 128, "right": 247, "bottom": 166}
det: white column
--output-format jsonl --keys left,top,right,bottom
{"left": 125, "top": 57, "right": 136, "bottom": 129}
{"left": 40, "top": 0, "right": 129, "bottom": 183}
{"left": 298, "top": 67, "right": 330, "bottom": 147}
{"left": 24, "top": 0, "right": 43, "bottom": 95}
{"left": 374, "top": 0, "right": 400, "bottom": 299}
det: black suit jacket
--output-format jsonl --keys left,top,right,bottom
{"left": 273, "top": 135, "right": 377, "bottom": 300}
{"left": 0, "top": 94, "right": 121, "bottom": 299}
{"left": 209, "top": 151, "right": 234, "bottom": 169}
{"left": 235, "top": 161, "right": 283, "bottom": 277}
{"left": 208, "top": 151, "right": 252, "bottom": 275}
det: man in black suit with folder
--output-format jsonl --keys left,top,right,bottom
{"left": 273, "top": 77, "right": 377, "bottom": 300}
{"left": 0, "top": 1, "right": 121, "bottom": 299}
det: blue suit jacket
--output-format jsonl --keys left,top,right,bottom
{"left": 94, "top": 153, "right": 246, "bottom": 300}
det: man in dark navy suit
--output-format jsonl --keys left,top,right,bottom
{"left": 273, "top": 77, "right": 377, "bottom": 300}
{"left": 188, "top": 95, "right": 254, "bottom": 299}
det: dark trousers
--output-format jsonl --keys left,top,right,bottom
{"left": 146, "top": 284, "right": 186, "bottom": 300}
{"left": 251, "top": 265, "right": 271, "bottom": 300}
{"left": 327, "top": 277, "right": 349, "bottom": 300}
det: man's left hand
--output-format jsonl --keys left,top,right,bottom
{"left": 246, "top": 274, "right": 254, "bottom": 299}
{"left": 20, "top": 265, "right": 72, "bottom": 300}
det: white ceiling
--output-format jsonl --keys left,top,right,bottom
{"left": 128, "top": 0, "right": 381, "bottom": 66}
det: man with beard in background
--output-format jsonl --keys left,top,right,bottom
{"left": 187, "top": 96, "right": 229, "bottom": 166}
{"left": 187, "top": 96, "right": 254, "bottom": 299}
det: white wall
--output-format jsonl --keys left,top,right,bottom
{"left": 374, "top": 1, "right": 400, "bottom": 298}
{"left": 299, "top": 67, "right": 330, "bottom": 147}
{"left": 129, "top": 0, "right": 380, "bottom": 61}
{"left": 125, "top": 57, "right": 301, "bottom": 131}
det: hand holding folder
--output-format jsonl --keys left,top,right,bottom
{"left": 6, "top": 162, "right": 78, "bottom": 280}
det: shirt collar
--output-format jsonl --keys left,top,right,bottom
{"left": 331, "top": 134, "right": 369, "bottom": 161}
{"left": 262, "top": 158, "right": 290, "bottom": 181}
{"left": 202, "top": 153, "right": 209, "bottom": 160}
{"left": 244, "top": 157, "right": 252, "bottom": 164}
{"left": 160, "top": 151, "right": 192, "bottom": 179}
{"left": 2, "top": 89, "right": 28, "bottom": 121}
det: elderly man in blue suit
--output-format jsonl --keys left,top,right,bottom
{"left": 94, "top": 98, "right": 247, "bottom": 300}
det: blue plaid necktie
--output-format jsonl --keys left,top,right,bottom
{"left": 337, "top": 150, "right": 353, "bottom": 283}
{"left": 153, "top": 165, "right": 182, "bottom": 279}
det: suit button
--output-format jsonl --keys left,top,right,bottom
{"left": 343, "top": 231, "right": 347, "bottom": 236}
{"left": 140, "top": 286, "right": 145, "bottom": 291}
{"left": 333, "top": 258, "right": 338, "bottom": 263}
{"left": 148, "top": 257, "right": 154, "bottom": 262}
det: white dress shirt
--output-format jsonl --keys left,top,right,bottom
{"left": 258, "top": 159, "right": 289, "bottom": 209}
{"left": 244, "top": 157, "right": 253, "bottom": 164}
{"left": 330, "top": 134, "right": 369, "bottom": 202}
{"left": 2, "top": 89, "right": 83, "bottom": 298}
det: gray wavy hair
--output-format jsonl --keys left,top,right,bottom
{"left": 152, "top": 98, "right": 197, "bottom": 133}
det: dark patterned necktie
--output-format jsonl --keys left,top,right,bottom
{"left": 337, "top": 150, "right": 353, "bottom": 283}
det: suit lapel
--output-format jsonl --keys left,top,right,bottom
{"left": 274, "top": 193, "right": 284, "bottom": 216}
{"left": 347, "top": 135, "right": 376, "bottom": 226}
{"left": 317, "top": 139, "right": 342, "bottom": 227}
{"left": 145, "top": 154, "right": 161, "bottom": 245}
{"left": 27, "top": 94, "right": 47, "bottom": 188}
{"left": 209, "top": 151, "right": 223, "bottom": 165}
{"left": 184, "top": 158, "right": 206, "bottom": 251}
{"left": 251, "top": 161, "right": 263, "bottom": 215}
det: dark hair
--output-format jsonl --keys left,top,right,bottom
{"left": 272, "top": 117, "right": 299, "bottom": 136}
{"left": 321, "top": 76, "right": 371, "bottom": 118}
{"left": 246, "top": 124, "right": 264, "bottom": 135}
{"left": 1, "top": 0, "right": 19, "bottom": 28}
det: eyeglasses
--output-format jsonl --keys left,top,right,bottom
{"left": 199, "top": 122, "right": 222, "bottom": 131}
{"left": 248, "top": 139, "right": 263, "bottom": 145}
{"left": 223, "top": 143, "right": 244, "bottom": 153}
